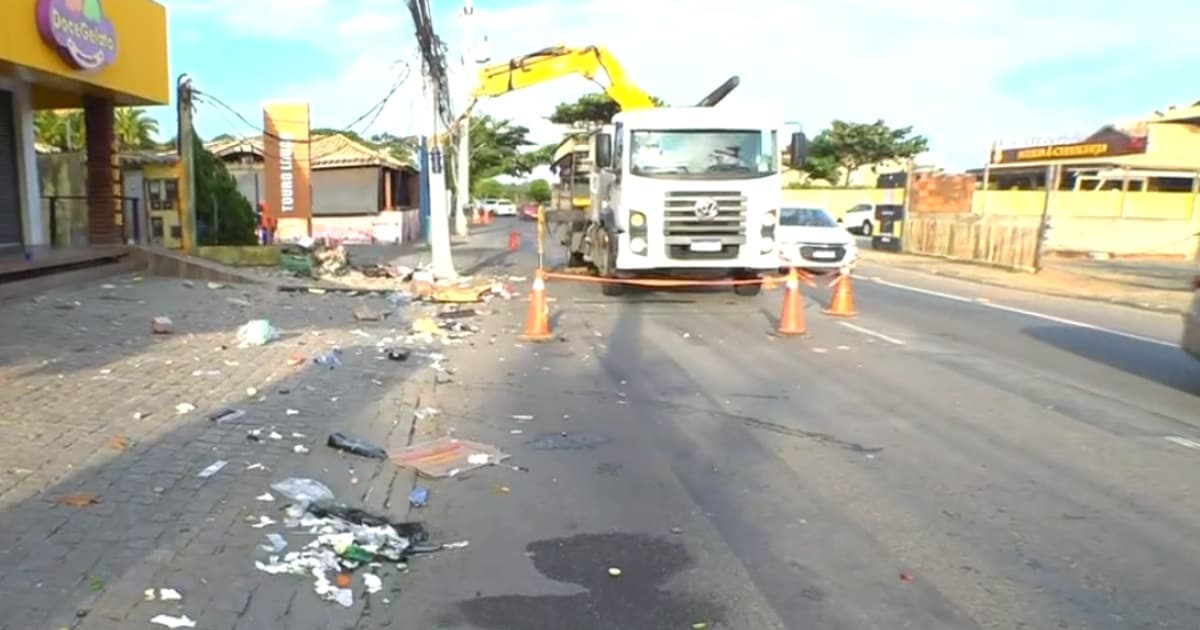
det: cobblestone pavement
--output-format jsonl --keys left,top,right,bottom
{"left": 0, "top": 253, "right": 515, "bottom": 629}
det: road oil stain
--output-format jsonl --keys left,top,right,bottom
{"left": 528, "top": 432, "right": 611, "bottom": 450}
{"left": 446, "top": 532, "right": 725, "bottom": 630}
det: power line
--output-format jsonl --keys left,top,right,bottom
{"left": 189, "top": 61, "right": 412, "bottom": 147}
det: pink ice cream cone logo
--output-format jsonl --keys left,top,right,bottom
{"left": 36, "top": 0, "right": 118, "bottom": 71}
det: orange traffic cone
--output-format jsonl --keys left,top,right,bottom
{"left": 484, "top": 210, "right": 494, "bottom": 225}
{"left": 472, "top": 211, "right": 483, "bottom": 226}
{"left": 520, "top": 269, "right": 553, "bottom": 342}
{"left": 509, "top": 230, "right": 520, "bottom": 252}
{"left": 824, "top": 272, "right": 858, "bottom": 317}
{"left": 777, "top": 267, "right": 807, "bottom": 335}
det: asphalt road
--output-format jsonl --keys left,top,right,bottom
{"left": 397, "top": 219, "right": 1200, "bottom": 630}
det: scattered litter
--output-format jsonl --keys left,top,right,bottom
{"left": 608, "top": 567, "right": 622, "bottom": 577}
{"left": 260, "top": 533, "right": 288, "bottom": 553}
{"left": 293, "top": 445, "right": 310, "bottom": 454}
{"left": 511, "top": 414, "right": 534, "bottom": 421}
{"left": 271, "top": 478, "right": 335, "bottom": 505}
{"left": 900, "top": 572, "right": 914, "bottom": 582}
{"left": 692, "top": 623, "right": 708, "bottom": 629}
{"left": 268, "top": 431, "right": 283, "bottom": 441}
{"left": 151, "top": 316, "right": 174, "bottom": 334}
{"left": 389, "top": 436, "right": 510, "bottom": 478}
{"left": 528, "top": 432, "right": 610, "bottom": 450}
{"left": 314, "top": 349, "right": 342, "bottom": 368}
{"left": 353, "top": 304, "right": 384, "bottom": 321}
{"left": 286, "top": 409, "right": 300, "bottom": 416}
{"left": 256, "top": 493, "right": 275, "bottom": 502}
{"left": 197, "top": 460, "right": 228, "bottom": 478}
{"left": 236, "top": 320, "right": 278, "bottom": 347}
{"left": 250, "top": 516, "right": 277, "bottom": 529}
{"left": 246, "top": 463, "right": 266, "bottom": 471}
{"left": 363, "top": 573, "right": 383, "bottom": 594}
{"left": 175, "top": 402, "right": 195, "bottom": 415}
{"left": 207, "top": 408, "right": 247, "bottom": 424}
{"left": 150, "top": 614, "right": 196, "bottom": 629}
{"left": 441, "top": 540, "right": 469, "bottom": 550}
{"left": 292, "top": 432, "right": 306, "bottom": 438}
{"left": 327, "top": 432, "right": 388, "bottom": 459}
{"left": 246, "top": 387, "right": 258, "bottom": 396}
{"left": 143, "top": 588, "right": 183, "bottom": 602}
{"left": 510, "top": 429, "right": 524, "bottom": 435}
{"left": 207, "top": 282, "right": 224, "bottom": 289}
{"left": 105, "top": 435, "right": 133, "bottom": 450}
{"left": 408, "top": 486, "right": 429, "bottom": 508}
{"left": 492, "top": 484, "right": 510, "bottom": 494}
{"left": 386, "top": 348, "right": 410, "bottom": 361}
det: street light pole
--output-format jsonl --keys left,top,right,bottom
{"left": 454, "top": 0, "right": 475, "bottom": 237}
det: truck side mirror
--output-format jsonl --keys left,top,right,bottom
{"left": 789, "top": 132, "right": 809, "bottom": 168}
{"left": 595, "top": 133, "right": 613, "bottom": 169}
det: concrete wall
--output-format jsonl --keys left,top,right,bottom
{"left": 36, "top": 152, "right": 87, "bottom": 246}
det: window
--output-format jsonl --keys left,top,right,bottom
{"left": 780, "top": 208, "right": 837, "bottom": 227}
{"left": 629, "top": 129, "right": 778, "bottom": 179}
{"left": 612, "top": 123, "right": 624, "bottom": 180}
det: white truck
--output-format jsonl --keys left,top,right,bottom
{"left": 566, "top": 107, "right": 806, "bottom": 296}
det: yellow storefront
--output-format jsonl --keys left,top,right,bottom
{"left": 0, "top": 0, "right": 169, "bottom": 250}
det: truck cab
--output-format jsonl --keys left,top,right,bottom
{"left": 585, "top": 107, "right": 787, "bottom": 294}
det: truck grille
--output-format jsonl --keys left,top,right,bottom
{"left": 663, "top": 191, "right": 747, "bottom": 245}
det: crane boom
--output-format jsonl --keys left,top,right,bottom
{"left": 473, "top": 45, "right": 658, "bottom": 110}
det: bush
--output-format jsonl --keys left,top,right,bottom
{"left": 192, "top": 131, "right": 256, "bottom": 246}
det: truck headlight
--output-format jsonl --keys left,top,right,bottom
{"left": 630, "top": 236, "right": 648, "bottom": 254}
{"left": 760, "top": 236, "right": 774, "bottom": 253}
{"left": 629, "top": 211, "right": 646, "bottom": 229}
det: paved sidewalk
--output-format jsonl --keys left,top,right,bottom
{"left": 860, "top": 249, "right": 1196, "bottom": 313}
{"left": 0, "top": 273, "right": 450, "bottom": 629}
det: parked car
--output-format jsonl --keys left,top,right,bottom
{"left": 519, "top": 203, "right": 541, "bottom": 221}
{"left": 493, "top": 199, "right": 518, "bottom": 216}
{"left": 777, "top": 207, "right": 858, "bottom": 272}
{"left": 1183, "top": 253, "right": 1200, "bottom": 360}
{"left": 841, "top": 203, "right": 877, "bottom": 236}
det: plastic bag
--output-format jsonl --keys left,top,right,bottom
{"left": 270, "top": 478, "right": 335, "bottom": 505}
{"left": 327, "top": 432, "right": 387, "bottom": 459}
{"left": 236, "top": 320, "right": 278, "bottom": 347}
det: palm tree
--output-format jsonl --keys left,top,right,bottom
{"left": 33, "top": 110, "right": 85, "bottom": 151}
{"left": 113, "top": 107, "right": 159, "bottom": 150}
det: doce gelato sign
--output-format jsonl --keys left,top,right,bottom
{"left": 36, "top": 0, "right": 118, "bottom": 71}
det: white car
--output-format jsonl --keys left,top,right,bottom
{"left": 493, "top": 200, "right": 518, "bottom": 216}
{"left": 841, "top": 203, "right": 878, "bottom": 236}
{"left": 777, "top": 207, "right": 858, "bottom": 271}
{"left": 1183, "top": 256, "right": 1200, "bottom": 360}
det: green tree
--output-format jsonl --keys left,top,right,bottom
{"left": 113, "top": 107, "right": 160, "bottom": 150}
{"left": 369, "top": 132, "right": 417, "bottom": 165}
{"left": 474, "top": 178, "right": 507, "bottom": 199}
{"left": 549, "top": 92, "right": 667, "bottom": 129}
{"left": 192, "top": 130, "right": 256, "bottom": 245}
{"left": 527, "top": 178, "right": 552, "bottom": 204}
{"left": 806, "top": 120, "right": 928, "bottom": 186}
{"left": 469, "top": 114, "right": 537, "bottom": 189}
{"left": 33, "top": 110, "right": 84, "bottom": 151}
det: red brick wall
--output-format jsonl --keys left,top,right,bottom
{"left": 84, "top": 98, "right": 122, "bottom": 245}
{"left": 909, "top": 173, "right": 975, "bottom": 214}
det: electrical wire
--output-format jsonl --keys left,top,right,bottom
{"left": 190, "top": 61, "right": 412, "bottom": 147}
{"left": 407, "top": 0, "right": 455, "bottom": 131}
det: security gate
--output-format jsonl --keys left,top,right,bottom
{"left": 0, "top": 89, "right": 22, "bottom": 249}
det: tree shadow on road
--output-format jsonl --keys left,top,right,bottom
{"left": 1023, "top": 324, "right": 1200, "bottom": 397}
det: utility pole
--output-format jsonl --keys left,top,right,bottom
{"left": 425, "top": 70, "right": 457, "bottom": 279}
{"left": 453, "top": 0, "right": 475, "bottom": 237}
{"left": 177, "top": 74, "right": 198, "bottom": 254}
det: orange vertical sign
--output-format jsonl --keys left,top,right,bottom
{"left": 262, "top": 103, "right": 312, "bottom": 240}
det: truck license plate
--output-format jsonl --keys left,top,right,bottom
{"left": 689, "top": 241, "right": 722, "bottom": 253}
{"left": 811, "top": 250, "right": 837, "bottom": 259}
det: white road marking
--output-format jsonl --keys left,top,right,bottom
{"left": 860, "top": 276, "right": 1179, "bottom": 349}
{"left": 838, "top": 321, "right": 906, "bottom": 345}
{"left": 1164, "top": 436, "right": 1200, "bottom": 450}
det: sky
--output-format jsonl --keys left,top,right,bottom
{"left": 156, "top": 0, "right": 1200, "bottom": 180}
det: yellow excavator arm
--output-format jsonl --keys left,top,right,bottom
{"left": 473, "top": 45, "right": 658, "bottom": 111}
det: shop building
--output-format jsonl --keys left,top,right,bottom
{"left": 0, "top": 0, "right": 169, "bottom": 253}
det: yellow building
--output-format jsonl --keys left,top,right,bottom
{"left": 0, "top": 0, "right": 169, "bottom": 251}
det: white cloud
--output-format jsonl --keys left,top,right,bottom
{"left": 182, "top": 0, "right": 1200, "bottom": 171}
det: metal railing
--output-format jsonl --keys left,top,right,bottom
{"left": 43, "top": 196, "right": 144, "bottom": 246}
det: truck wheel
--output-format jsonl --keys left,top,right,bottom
{"left": 598, "top": 232, "right": 626, "bottom": 296}
{"left": 733, "top": 275, "right": 762, "bottom": 297}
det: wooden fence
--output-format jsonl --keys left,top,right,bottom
{"left": 905, "top": 214, "right": 1041, "bottom": 271}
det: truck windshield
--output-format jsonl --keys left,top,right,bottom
{"left": 629, "top": 129, "right": 777, "bottom": 179}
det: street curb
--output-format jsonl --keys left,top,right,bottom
{"left": 861, "top": 252, "right": 1188, "bottom": 315}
